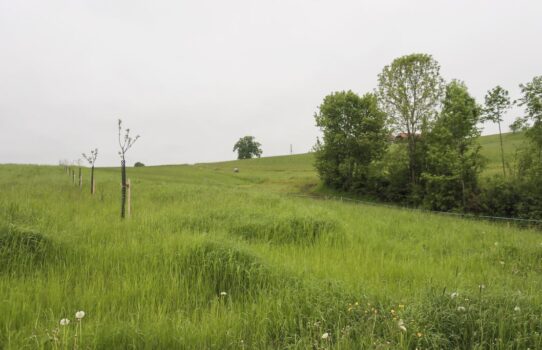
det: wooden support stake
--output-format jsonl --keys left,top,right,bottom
{"left": 92, "top": 178, "right": 96, "bottom": 195}
{"left": 126, "top": 178, "right": 131, "bottom": 217}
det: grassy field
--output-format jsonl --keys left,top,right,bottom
{"left": 1, "top": 132, "right": 541, "bottom": 349}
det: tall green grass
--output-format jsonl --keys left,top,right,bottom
{"left": 0, "top": 143, "right": 541, "bottom": 348}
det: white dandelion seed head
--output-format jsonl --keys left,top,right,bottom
{"left": 457, "top": 306, "right": 466, "bottom": 312}
{"left": 75, "top": 311, "right": 85, "bottom": 319}
{"left": 397, "top": 319, "right": 406, "bottom": 332}
{"left": 59, "top": 318, "right": 70, "bottom": 326}
{"left": 494, "top": 242, "right": 499, "bottom": 246}
{"left": 451, "top": 292, "right": 458, "bottom": 299}
{"left": 321, "top": 332, "right": 329, "bottom": 340}
{"left": 514, "top": 306, "right": 521, "bottom": 312}
{"left": 479, "top": 284, "right": 486, "bottom": 289}
{"left": 220, "top": 291, "right": 227, "bottom": 296}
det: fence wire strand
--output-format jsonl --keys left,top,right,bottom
{"left": 287, "top": 193, "right": 542, "bottom": 227}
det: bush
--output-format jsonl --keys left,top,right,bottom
{"left": 134, "top": 162, "right": 145, "bottom": 167}
{"left": 480, "top": 176, "right": 542, "bottom": 220}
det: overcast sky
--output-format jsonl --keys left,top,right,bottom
{"left": 1, "top": 0, "right": 541, "bottom": 166}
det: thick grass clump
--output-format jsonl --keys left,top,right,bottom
{"left": 179, "top": 241, "right": 281, "bottom": 299}
{"left": 0, "top": 224, "right": 54, "bottom": 273}
{"left": 229, "top": 215, "right": 343, "bottom": 245}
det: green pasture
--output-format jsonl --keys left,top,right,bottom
{"left": 1, "top": 132, "right": 541, "bottom": 349}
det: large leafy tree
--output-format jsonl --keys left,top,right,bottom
{"left": 233, "top": 136, "right": 262, "bottom": 159}
{"left": 482, "top": 86, "right": 511, "bottom": 177}
{"left": 314, "top": 91, "right": 388, "bottom": 191}
{"left": 377, "top": 53, "right": 445, "bottom": 185}
{"left": 423, "top": 81, "right": 484, "bottom": 210}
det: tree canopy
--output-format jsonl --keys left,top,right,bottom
{"left": 233, "top": 136, "right": 262, "bottom": 160}
{"left": 314, "top": 91, "right": 388, "bottom": 191}
{"left": 377, "top": 53, "right": 445, "bottom": 185}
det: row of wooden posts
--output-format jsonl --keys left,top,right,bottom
{"left": 63, "top": 165, "right": 132, "bottom": 217}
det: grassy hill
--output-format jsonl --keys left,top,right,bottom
{"left": 190, "top": 131, "right": 528, "bottom": 194}
{"left": 1, "top": 132, "right": 541, "bottom": 349}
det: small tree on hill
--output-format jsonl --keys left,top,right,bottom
{"left": 509, "top": 117, "right": 527, "bottom": 134}
{"left": 483, "top": 86, "right": 511, "bottom": 177}
{"left": 82, "top": 148, "right": 98, "bottom": 194}
{"left": 134, "top": 162, "right": 145, "bottom": 167}
{"left": 233, "top": 136, "right": 262, "bottom": 159}
{"left": 118, "top": 119, "right": 140, "bottom": 219}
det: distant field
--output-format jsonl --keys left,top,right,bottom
{"left": 1, "top": 131, "right": 541, "bottom": 349}
{"left": 478, "top": 132, "right": 527, "bottom": 177}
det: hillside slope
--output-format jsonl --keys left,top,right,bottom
{"left": 1, "top": 132, "right": 540, "bottom": 349}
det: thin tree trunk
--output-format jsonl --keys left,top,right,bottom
{"left": 78, "top": 168, "right": 82, "bottom": 189}
{"left": 121, "top": 159, "right": 126, "bottom": 219}
{"left": 408, "top": 136, "right": 417, "bottom": 185}
{"left": 498, "top": 122, "right": 506, "bottom": 177}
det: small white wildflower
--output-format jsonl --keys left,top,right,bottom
{"left": 451, "top": 292, "right": 458, "bottom": 299}
{"left": 398, "top": 319, "right": 407, "bottom": 332}
{"left": 321, "top": 332, "right": 329, "bottom": 340}
{"left": 514, "top": 306, "right": 521, "bottom": 312}
{"left": 479, "top": 284, "right": 486, "bottom": 290}
{"left": 457, "top": 306, "right": 466, "bottom": 312}
{"left": 59, "top": 318, "right": 70, "bottom": 326}
{"left": 220, "top": 291, "right": 227, "bottom": 296}
{"left": 75, "top": 311, "right": 85, "bottom": 319}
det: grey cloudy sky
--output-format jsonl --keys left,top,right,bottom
{"left": 1, "top": 0, "right": 541, "bottom": 166}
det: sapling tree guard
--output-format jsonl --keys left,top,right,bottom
{"left": 82, "top": 148, "right": 98, "bottom": 194}
{"left": 117, "top": 119, "right": 140, "bottom": 219}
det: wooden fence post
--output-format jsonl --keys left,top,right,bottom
{"left": 126, "top": 178, "right": 131, "bottom": 217}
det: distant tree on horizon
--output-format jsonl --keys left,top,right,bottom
{"left": 233, "top": 136, "right": 262, "bottom": 159}
{"left": 509, "top": 117, "right": 527, "bottom": 134}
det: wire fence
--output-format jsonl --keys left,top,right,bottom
{"left": 287, "top": 193, "right": 542, "bottom": 229}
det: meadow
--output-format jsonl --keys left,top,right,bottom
{"left": 1, "top": 132, "right": 541, "bottom": 349}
